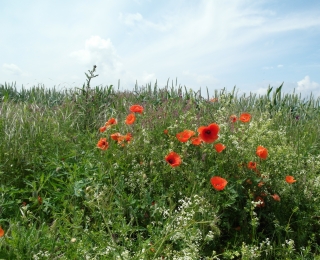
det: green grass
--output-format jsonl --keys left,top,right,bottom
{"left": 1, "top": 67, "right": 320, "bottom": 259}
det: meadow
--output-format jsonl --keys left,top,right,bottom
{"left": 1, "top": 66, "right": 320, "bottom": 259}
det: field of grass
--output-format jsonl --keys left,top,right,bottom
{"left": 1, "top": 67, "right": 320, "bottom": 259}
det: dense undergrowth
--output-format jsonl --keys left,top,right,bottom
{"left": 1, "top": 67, "right": 320, "bottom": 259}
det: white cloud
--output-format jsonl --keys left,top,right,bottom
{"left": 262, "top": 64, "right": 283, "bottom": 70}
{"left": 182, "top": 70, "right": 217, "bottom": 85}
{"left": 69, "top": 35, "right": 157, "bottom": 89}
{"left": 297, "top": 76, "right": 320, "bottom": 92}
{"left": 70, "top": 36, "right": 122, "bottom": 70}
{"left": 2, "top": 1, "right": 320, "bottom": 96}
{"left": 251, "top": 87, "right": 269, "bottom": 96}
{"left": 141, "top": 71, "right": 156, "bottom": 84}
{"left": 264, "top": 12, "right": 320, "bottom": 33}
{"left": 119, "top": 12, "right": 143, "bottom": 26}
{"left": 69, "top": 35, "right": 126, "bottom": 84}
{"left": 2, "top": 63, "right": 26, "bottom": 76}
{"left": 119, "top": 12, "right": 171, "bottom": 32}
{"left": 123, "top": 1, "right": 291, "bottom": 75}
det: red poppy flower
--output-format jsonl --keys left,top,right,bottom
{"left": 214, "top": 143, "right": 226, "bottom": 153}
{"left": 240, "top": 113, "right": 251, "bottom": 123}
{"left": 124, "top": 133, "right": 132, "bottom": 142}
{"left": 117, "top": 136, "right": 126, "bottom": 145}
{"left": 97, "top": 138, "right": 109, "bottom": 150}
{"left": 230, "top": 115, "right": 237, "bottom": 123}
{"left": 99, "top": 126, "right": 107, "bottom": 133}
{"left": 258, "top": 181, "right": 264, "bottom": 187}
{"left": 105, "top": 118, "right": 117, "bottom": 126}
{"left": 191, "top": 137, "right": 202, "bottom": 146}
{"left": 165, "top": 152, "right": 182, "bottom": 167}
{"left": 256, "top": 145, "right": 268, "bottom": 160}
{"left": 271, "top": 194, "right": 280, "bottom": 202}
{"left": 125, "top": 113, "right": 135, "bottom": 125}
{"left": 164, "top": 129, "right": 168, "bottom": 135}
{"left": 285, "top": 175, "right": 296, "bottom": 184}
{"left": 198, "top": 123, "right": 219, "bottom": 143}
{"left": 176, "top": 130, "right": 195, "bottom": 142}
{"left": 129, "top": 105, "right": 144, "bottom": 113}
{"left": 210, "top": 176, "right": 228, "bottom": 191}
{"left": 111, "top": 133, "right": 121, "bottom": 141}
{"left": 0, "top": 226, "right": 4, "bottom": 237}
{"left": 254, "top": 196, "right": 265, "bottom": 207}
{"left": 111, "top": 133, "right": 132, "bottom": 146}
{"left": 247, "top": 161, "right": 257, "bottom": 170}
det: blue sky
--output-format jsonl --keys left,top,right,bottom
{"left": 1, "top": 0, "right": 320, "bottom": 98}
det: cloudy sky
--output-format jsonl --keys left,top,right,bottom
{"left": 1, "top": 0, "right": 320, "bottom": 98}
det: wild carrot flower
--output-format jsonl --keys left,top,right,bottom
{"left": 256, "top": 145, "right": 268, "bottom": 159}
{"left": 176, "top": 130, "right": 195, "bottom": 142}
{"left": 254, "top": 196, "right": 265, "bottom": 207}
{"left": 240, "top": 113, "right": 251, "bottom": 123}
{"left": 214, "top": 143, "right": 226, "bottom": 153}
{"left": 97, "top": 138, "right": 109, "bottom": 150}
{"left": 130, "top": 105, "right": 144, "bottom": 113}
{"left": 230, "top": 115, "right": 237, "bottom": 123}
{"left": 285, "top": 175, "right": 296, "bottom": 184}
{"left": 198, "top": 123, "right": 219, "bottom": 143}
{"left": 125, "top": 113, "right": 135, "bottom": 125}
{"left": 165, "top": 152, "right": 181, "bottom": 167}
{"left": 0, "top": 226, "right": 4, "bottom": 237}
{"left": 191, "top": 136, "right": 202, "bottom": 145}
{"left": 247, "top": 161, "right": 257, "bottom": 170}
{"left": 210, "top": 176, "right": 228, "bottom": 191}
{"left": 99, "top": 126, "right": 107, "bottom": 133}
{"left": 271, "top": 194, "right": 280, "bottom": 201}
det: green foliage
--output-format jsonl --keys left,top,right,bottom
{"left": 1, "top": 68, "right": 320, "bottom": 259}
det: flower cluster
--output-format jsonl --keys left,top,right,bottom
{"left": 99, "top": 118, "right": 117, "bottom": 133}
{"left": 97, "top": 105, "right": 144, "bottom": 149}
{"left": 96, "top": 107, "right": 297, "bottom": 209}
{"left": 164, "top": 112, "right": 278, "bottom": 194}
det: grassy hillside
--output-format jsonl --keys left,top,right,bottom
{"left": 1, "top": 67, "right": 320, "bottom": 259}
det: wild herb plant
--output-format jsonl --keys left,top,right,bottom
{"left": 0, "top": 68, "right": 320, "bottom": 259}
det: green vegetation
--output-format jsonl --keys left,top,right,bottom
{"left": 1, "top": 66, "right": 320, "bottom": 259}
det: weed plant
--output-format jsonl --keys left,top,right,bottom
{"left": 0, "top": 67, "right": 320, "bottom": 259}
